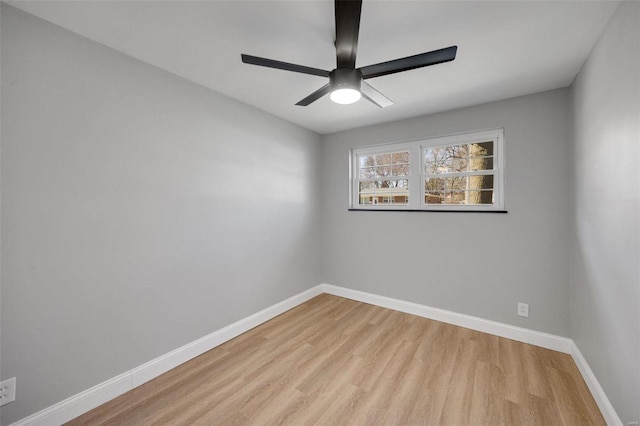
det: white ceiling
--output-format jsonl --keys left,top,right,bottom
{"left": 8, "top": 1, "right": 619, "bottom": 134}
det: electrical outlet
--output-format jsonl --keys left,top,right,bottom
{"left": 517, "top": 303, "right": 529, "bottom": 318}
{"left": 0, "top": 377, "right": 16, "bottom": 406}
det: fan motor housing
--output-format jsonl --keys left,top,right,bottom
{"left": 330, "top": 68, "right": 362, "bottom": 91}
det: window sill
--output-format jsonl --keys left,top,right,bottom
{"left": 348, "top": 208, "right": 508, "bottom": 213}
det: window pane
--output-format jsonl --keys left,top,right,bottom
{"left": 359, "top": 155, "right": 375, "bottom": 168}
{"left": 468, "top": 174, "right": 494, "bottom": 190}
{"left": 358, "top": 181, "right": 373, "bottom": 205}
{"left": 443, "top": 157, "right": 468, "bottom": 172}
{"left": 424, "top": 148, "right": 437, "bottom": 163}
{"left": 470, "top": 142, "right": 493, "bottom": 157}
{"left": 424, "top": 142, "right": 494, "bottom": 174}
{"left": 424, "top": 161, "right": 437, "bottom": 174}
{"left": 360, "top": 151, "right": 409, "bottom": 178}
{"left": 358, "top": 166, "right": 373, "bottom": 178}
{"left": 376, "top": 153, "right": 392, "bottom": 166}
{"left": 425, "top": 178, "right": 445, "bottom": 191}
{"left": 388, "top": 179, "right": 408, "bottom": 188}
{"left": 391, "top": 163, "right": 409, "bottom": 176}
{"left": 358, "top": 179, "right": 408, "bottom": 205}
{"left": 392, "top": 152, "right": 409, "bottom": 164}
{"left": 359, "top": 181, "right": 375, "bottom": 191}
{"left": 468, "top": 190, "right": 494, "bottom": 204}
{"left": 424, "top": 174, "right": 495, "bottom": 205}
{"left": 425, "top": 145, "right": 467, "bottom": 173}
{"left": 446, "top": 177, "right": 466, "bottom": 191}
{"left": 469, "top": 157, "right": 493, "bottom": 171}
{"left": 446, "top": 191, "right": 466, "bottom": 204}
{"left": 359, "top": 164, "right": 385, "bottom": 178}
{"left": 379, "top": 166, "right": 392, "bottom": 177}
{"left": 376, "top": 179, "right": 409, "bottom": 203}
{"left": 449, "top": 144, "right": 469, "bottom": 159}
{"left": 425, "top": 191, "right": 444, "bottom": 204}
{"left": 433, "top": 190, "right": 494, "bottom": 205}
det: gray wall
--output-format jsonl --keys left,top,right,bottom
{"left": 0, "top": 5, "right": 321, "bottom": 424}
{"left": 570, "top": 1, "right": 640, "bottom": 424}
{"left": 321, "top": 88, "right": 573, "bottom": 337}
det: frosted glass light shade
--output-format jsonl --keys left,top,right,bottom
{"left": 330, "top": 88, "right": 361, "bottom": 105}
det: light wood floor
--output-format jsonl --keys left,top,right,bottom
{"left": 67, "top": 294, "right": 605, "bottom": 425}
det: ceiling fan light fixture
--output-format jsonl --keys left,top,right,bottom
{"left": 329, "top": 68, "right": 362, "bottom": 105}
{"left": 330, "top": 88, "right": 361, "bottom": 104}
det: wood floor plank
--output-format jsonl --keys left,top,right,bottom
{"left": 500, "top": 337, "right": 530, "bottom": 405}
{"left": 470, "top": 360, "right": 507, "bottom": 425}
{"left": 66, "top": 294, "right": 606, "bottom": 426}
{"left": 548, "top": 366, "right": 604, "bottom": 426}
{"left": 523, "top": 344, "right": 556, "bottom": 401}
{"left": 438, "top": 337, "right": 479, "bottom": 425}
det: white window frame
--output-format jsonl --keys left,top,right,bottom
{"left": 350, "top": 128, "right": 505, "bottom": 211}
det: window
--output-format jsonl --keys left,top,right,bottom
{"left": 356, "top": 149, "right": 410, "bottom": 206}
{"left": 350, "top": 128, "right": 505, "bottom": 211}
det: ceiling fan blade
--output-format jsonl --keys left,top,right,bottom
{"left": 361, "top": 81, "right": 393, "bottom": 108}
{"left": 335, "top": 0, "right": 362, "bottom": 69}
{"left": 241, "top": 54, "right": 330, "bottom": 78}
{"left": 295, "top": 83, "right": 332, "bottom": 106}
{"left": 359, "top": 46, "right": 457, "bottom": 79}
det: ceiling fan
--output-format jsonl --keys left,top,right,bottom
{"left": 241, "top": 0, "right": 457, "bottom": 108}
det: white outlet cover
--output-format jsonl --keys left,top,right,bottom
{"left": 0, "top": 377, "right": 16, "bottom": 406}
{"left": 517, "top": 303, "right": 529, "bottom": 318}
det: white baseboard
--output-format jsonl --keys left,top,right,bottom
{"left": 8, "top": 373, "right": 133, "bottom": 426}
{"left": 321, "top": 283, "right": 573, "bottom": 353}
{"left": 11, "top": 283, "right": 620, "bottom": 426}
{"left": 10, "top": 285, "right": 325, "bottom": 426}
{"left": 570, "top": 342, "right": 623, "bottom": 426}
